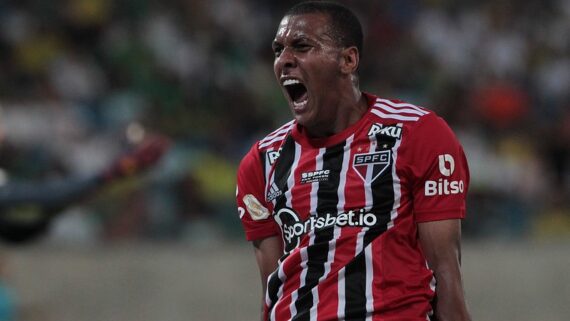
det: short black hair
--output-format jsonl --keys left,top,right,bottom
{"left": 285, "top": 1, "right": 363, "bottom": 58}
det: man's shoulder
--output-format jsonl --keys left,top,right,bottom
{"left": 255, "top": 119, "right": 296, "bottom": 151}
{"left": 368, "top": 96, "right": 433, "bottom": 125}
{"left": 239, "top": 120, "right": 295, "bottom": 170}
{"left": 368, "top": 97, "right": 463, "bottom": 152}
{"left": 366, "top": 95, "right": 458, "bottom": 144}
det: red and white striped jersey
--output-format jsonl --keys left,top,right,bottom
{"left": 236, "top": 93, "right": 469, "bottom": 321}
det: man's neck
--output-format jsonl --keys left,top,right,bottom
{"left": 304, "top": 89, "right": 368, "bottom": 138}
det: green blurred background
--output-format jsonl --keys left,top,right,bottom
{"left": 0, "top": 0, "right": 568, "bottom": 320}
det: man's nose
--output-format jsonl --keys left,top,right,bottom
{"left": 276, "top": 47, "right": 296, "bottom": 70}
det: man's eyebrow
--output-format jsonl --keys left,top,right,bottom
{"left": 318, "top": 30, "right": 336, "bottom": 43}
{"left": 291, "top": 35, "right": 310, "bottom": 43}
{"left": 294, "top": 31, "right": 333, "bottom": 44}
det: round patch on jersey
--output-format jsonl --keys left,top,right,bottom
{"left": 243, "top": 194, "right": 270, "bottom": 220}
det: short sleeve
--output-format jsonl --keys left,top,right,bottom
{"left": 406, "top": 114, "right": 470, "bottom": 222}
{"left": 236, "top": 143, "right": 281, "bottom": 241}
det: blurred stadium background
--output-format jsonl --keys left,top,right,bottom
{"left": 0, "top": 0, "right": 568, "bottom": 320}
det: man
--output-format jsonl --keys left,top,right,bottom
{"left": 236, "top": 2, "right": 472, "bottom": 320}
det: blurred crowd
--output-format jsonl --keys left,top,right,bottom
{"left": 0, "top": 0, "right": 568, "bottom": 243}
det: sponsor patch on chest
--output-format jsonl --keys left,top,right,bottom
{"left": 300, "top": 169, "right": 330, "bottom": 184}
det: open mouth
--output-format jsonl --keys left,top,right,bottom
{"left": 283, "top": 79, "right": 308, "bottom": 107}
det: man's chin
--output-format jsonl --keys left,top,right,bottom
{"left": 293, "top": 113, "right": 316, "bottom": 131}
{"left": 288, "top": 99, "right": 314, "bottom": 127}
{"left": 293, "top": 113, "right": 305, "bottom": 124}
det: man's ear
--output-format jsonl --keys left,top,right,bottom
{"left": 340, "top": 46, "right": 359, "bottom": 74}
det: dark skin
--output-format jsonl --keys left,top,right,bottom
{"left": 252, "top": 236, "right": 281, "bottom": 319}
{"left": 272, "top": 13, "right": 368, "bottom": 138}
{"left": 254, "top": 12, "right": 472, "bottom": 321}
{"left": 418, "top": 220, "right": 472, "bottom": 321}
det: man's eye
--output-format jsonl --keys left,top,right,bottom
{"left": 273, "top": 47, "right": 283, "bottom": 57}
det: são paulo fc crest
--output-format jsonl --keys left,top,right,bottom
{"left": 352, "top": 150, "right": 391, "bottom": 183}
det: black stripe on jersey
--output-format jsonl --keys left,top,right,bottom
{"left": 344, "top": 252, "right": 367, "bottom": 320}
{"left": 369, "top": 132, "right": 397, "bottom": 228}
{"left": 266, "top": 268, "right": 280, "bottom": 314}
{"left": 260, "top": 150, "right": 267, "bottom": 183}
{"left": 344, "top": 132, "right": 398, "bottom": 320}
{"left": 266, "top": 135, "right": 296, "bottom": 314}
{"left": 292, "top": 142, "right": 346, "bottom": 321}
{"left": 272, "top": 135, "right": 296, "bottom": 209}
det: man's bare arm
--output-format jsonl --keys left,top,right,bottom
{"left": 253, "top": 236, "right": 282, "bottom": 321}
{"left": 418, "top": 219, "right": 472, "bottom": 321}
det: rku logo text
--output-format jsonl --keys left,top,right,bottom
{"left": 368, "top": 123, "right": 402, "bottom": 139}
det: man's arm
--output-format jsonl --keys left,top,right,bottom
{"left": 252, "top": 236, "right": 282, "bottom": 321}
{"left": 418, "top": 219, "right": 472, "bottom": 321}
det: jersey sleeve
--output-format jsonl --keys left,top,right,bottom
{"left": 406, "top": 113, "right": 470, "bottom": 222}
{"left": 236, "top": 143, "right": 281, "bottom": 241}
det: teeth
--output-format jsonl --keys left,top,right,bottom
{"left": 293, "top": 97, "right": 308, "bottom": 107}
{"left": 283, "top": 79, "right": 300, "bottom": 86}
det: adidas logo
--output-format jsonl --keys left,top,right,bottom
{"left": 267, "top": 182, "right": 282, "bottom": 201}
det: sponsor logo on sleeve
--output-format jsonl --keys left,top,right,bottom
{"left": 438, "top": 154, "right": 455, "bottom": 177}
{"left": 424, "top": 154, "right": 464, "bottom": 196}
{"left": 243, "top": 194, "right": 270, "bottom": 220}
{"left": 236, "top": 187, "right": 245, "bottom": 218}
